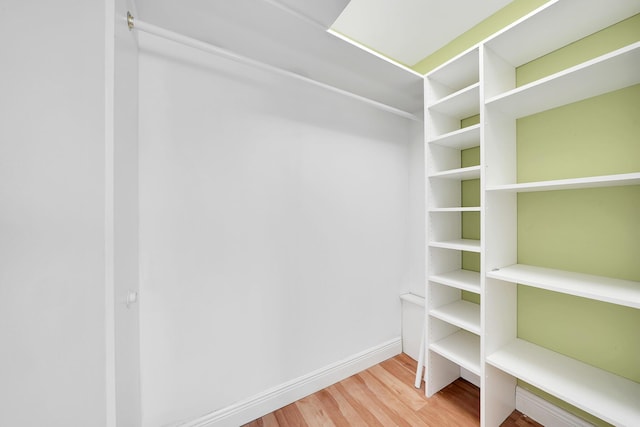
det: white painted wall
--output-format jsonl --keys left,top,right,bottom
{"left": 0, "top": 1, "right": 107, "bottom": 426}
{"left": 406, "top": 121, "right": 426, "bottom": 297}
{"left": 138, "top": 33, "right": 419, "bottom": 426}
{"left": 110, "top": 1, "right": 142, "bottom": 425}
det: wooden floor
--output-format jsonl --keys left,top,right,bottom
{"left": 243, "top": 353, "right": 541, "bottom": 427}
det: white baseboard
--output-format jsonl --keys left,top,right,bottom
{"left": 460, "top": 368, "right": 480, "bottom": 388}
{"left": 516, "top": 386, "right": 592, "bottom": 427}
{"left": 177, "top": 338, "right": 402, "bottom": 427}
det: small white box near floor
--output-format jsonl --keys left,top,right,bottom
{"left": 400, "top": 294, "right": 425, "bottom": 362}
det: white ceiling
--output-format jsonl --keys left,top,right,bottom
{"left": 332, "top": 0, "right": 514, "bottom": 66}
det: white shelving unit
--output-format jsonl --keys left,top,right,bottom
{"left": 424, "top": 43, "right": 482, "bottom": 397}
{"left": 423, "top": 0, "right": 640, "bottom": 425}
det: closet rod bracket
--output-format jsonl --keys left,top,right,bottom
{"left": 127, "top": 11, "right": 135, "bottom": 31}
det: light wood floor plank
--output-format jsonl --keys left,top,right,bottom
{"left": 296, "top": 393, "right": 338, "bottom": 427}
{"left": 331, "top": 382, "right": 387, "bottom": 427}
{"left": 367, "top": 363, "right": 427, "bottom": 411}
{"left": 273, "top": 403, "right": 308, "bottom": 427}
{"left": 311, "top": 387, "right": 367, "bottom": 427}
{"left": 340, "top": 374, "right": 405, "bottom": 426}
{"left": 243, "top": 354, "right": 541, "bottom": 427}
{"left": 357, "top": 369, "right": 427, "bottom": 426}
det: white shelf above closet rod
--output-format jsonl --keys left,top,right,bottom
{"left": 126, "top": 13, "right": 421, "bottom": 122}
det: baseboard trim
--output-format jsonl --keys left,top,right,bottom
{"left": 460, "top": 368, "right": 480, "bottom": 388}
{"left": 177, "top": 338, "right": 402, "bottom": 427}
{"left": 516, "top": 386, "right": 592, "bottom": 427}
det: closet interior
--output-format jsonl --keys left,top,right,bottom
{"left": 123, "top": 0, "right": 640, "bottom": 425}
{"left": 3, "top": 0, "right": 637, "bottom": 426}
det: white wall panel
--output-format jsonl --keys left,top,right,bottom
{"left": 110, "top": 1, "right": 142, "bottom": 425}
{"left": 0, "top": 1, "right": 107, "bottom": 426}
{"left": 138, "top": 33, "right": 415, "bottom": 426}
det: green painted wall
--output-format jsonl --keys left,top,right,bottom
{"left": 417, "top": 2, "right": 640, "bottom": 424}
{"left": 517, "top": 85, "right": 640, "bottom": 182}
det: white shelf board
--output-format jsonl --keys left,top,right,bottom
{"left": 429, "top": 207, "right": 481, "bottom": 213}
{"left": 429, "top": 270, "right": 481, "bottom": 294}
{"left": 427, "top": 46, "right": 479, "bottom": 92}
{"left": 487, "top": 339, "right": 640, "bottom": 426}
{"left": 430, "top": 300, "right": 480, "bottom": 335}
{"left": 429, "top": 165, "right": 481, "bottom": 181}
{"left": 486, "top": 42, "right": 640, "bottom": 118}
{"left": 484, "top": 0, "right": 640, "bottom": 67}
{"left": 428, "top": 83, "right": 480, "bottom": 118}
{"left": 428, "top": 124, "right": 481, "bottom": 150}
{"left": 400, "top": 293, "right": 425, "bottom": 307}
{"left": 429, "top": 239, "right": 481, "bottom": 253}
{"left": 486, "top": 172, "right": 640, "bottom": 193}
{"left": 487, "top": 264, "right": 640, "bottom": 309}
{"left": 430, "top": 330, "right": 480, "bottom": 376}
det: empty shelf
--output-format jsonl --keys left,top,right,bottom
{"left": 428, "top": 83, "right": 480, "bottom": 119}
{"left": 429, "top": 165, "right": 481, "bottom": 181}
{"left": 487, "top": 339, "right": 640, "bottom": 426}
{"left": 486, "top": 42, "right": 640, "bottom": 118}
{"left": 486, "top": 172, "right": 640, "bottom": 193}
{"left": 487, "top": 264, "right": 640, "bottom": 309}
{"left": 429, "top": 270, "right": 481, "bottom": 294}
{"left": 484, "top": 0, "right": 640, "bottom": 67}
{"left": 430, "top": 300, "right": 480, "bottom": 335}
{"left": 430, "top": 330, "right": 480, "bottom": 376}
{"left": 429, "top": 207, "right": 481, "bottom": 213}
{"left": 428, "top": 124, "right": 480, "bottom": 150}
{"left": 430, "top": 239, "right": 481, "bottom": 253}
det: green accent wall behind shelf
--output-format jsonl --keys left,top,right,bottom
{"left": 515, "top": 14, "right": 639, "bottom": 427}
{"left": 517, "top": 85, "right": 640, "bottom": 183}
{"left": 518, "top": 185, "right": 640, "bottom": 384}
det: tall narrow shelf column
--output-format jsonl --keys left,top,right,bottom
{"left": 424, "top": 45, "right": 482, "bottom": 396}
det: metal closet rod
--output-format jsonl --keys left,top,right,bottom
{"left": 126, "top": 12, "right": 420, "bottom": 121}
